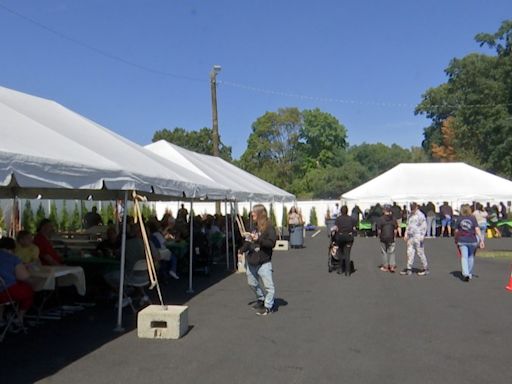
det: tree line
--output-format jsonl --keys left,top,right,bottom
{"left": 152, "top": 21, "right": 512, "bottom": 199}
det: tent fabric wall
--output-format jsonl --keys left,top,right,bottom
{"left": 145, "top": 140, "right": 295, "bottom": 202}
{"left": 341, "top": 163, "right": 512, "bottom": 204}
{"left": 0, "top": 86, "right": 229, "bottom": 200}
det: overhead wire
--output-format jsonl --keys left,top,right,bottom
{"left": 1, "top": 2, "right": 511, "bottom": 110}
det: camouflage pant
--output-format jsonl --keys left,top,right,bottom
{"left": 406, "top": 237, "right": 428, "bottom": 270}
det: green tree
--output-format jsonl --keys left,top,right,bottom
{"left": 49, "top": 201, "right": 58, "bottom": 228}
{"left": 269, "top": 205, "right": 277, "bottom": 228}
{"left": 242, "top": 207, "right": 248, "bottom": 221}
{"left": 0, "top": 206, "right": 5, "bottom": 235}
{"left": 348, "top": 143, "right": 416, "bottom": 178}
{"left": 301, "top": 108, "right": 348, "bottom": 169}
{"left": 21, "top": 200, "right": 35, "bottom": 233}
{"left": 60, "top": 201, "right": 70, "bottom": 231}
{"left": 70, "top": 203, "right": 81, "bottom": 231}
{"left": 309, "top": 207, "right": 318, "bottom": 226}
{"left": 101, "top": 203, "right": 115, "bottom": 225}
{"left": 81, "top": 202, "right": 88, "bottom": 224}
{"left": 416, "top": 20, "right": 512, "bottom": 177}
{"left": 152, "top": 127, "right": 232, "bottom": 161}
{"left": 239, "top": 108, "right": 303, "bottom": 189}
{"left": 281, "top": 205, "right": 288, "bottom": 228}
{"left": 35, "top": 203, "right": 46, "bottom": 228}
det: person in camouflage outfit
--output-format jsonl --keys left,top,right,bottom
{"left": 400, "top": 202, "right": 429, "bottom": 276}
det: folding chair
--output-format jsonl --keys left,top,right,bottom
{"left": 124, "top": 259, "right": 150, "bottom": 313}
{"left": 0, "top": 277, "right": 27, "bottom": 342}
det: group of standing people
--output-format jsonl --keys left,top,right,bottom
{"left": 330, "top": 202, "right": 486, "bottom": 282}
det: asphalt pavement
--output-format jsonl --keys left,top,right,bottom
{"left": 2, "top": 231, "right": 512, "bottom": 384}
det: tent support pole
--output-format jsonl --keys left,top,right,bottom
{"left": 249, "top": 201, "right": 253, "bottom": 229}
{"left": 225, "top": 200, "right": 229, "bottom": 270}
{"left": 114, "top": 191, "right": 128, "bottom": 332}
{"left": 231, "top": 202, "right": 236, "bottom": 271}
{"left": 187, "top": 200, "right": 194, "bottom": 294}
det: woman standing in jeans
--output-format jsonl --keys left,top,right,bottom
{"left": 455, "top": 204, "right": 485, "bottom": 282}
{"left": 244, "top": 204, "right": 277, "bottom": 316}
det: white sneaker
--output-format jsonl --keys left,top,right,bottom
{"left": 169, "top": 271, "right": 180, "bottom": 279}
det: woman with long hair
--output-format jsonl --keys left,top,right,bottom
{"left": 244, "top": 204, "right": 277, "bottom": 316}
{"left": 455, "top": 204, "right": 484, "bottom": 282}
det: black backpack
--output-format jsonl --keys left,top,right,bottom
{"left": 379, "top": 218, "right": 396, "bottom": 244}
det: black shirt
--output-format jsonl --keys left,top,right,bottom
{"left": 335, "top": 215, "right": 357, "bottom": 234}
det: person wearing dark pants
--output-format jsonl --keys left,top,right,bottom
{"left": 334, "top": 205, "right": 358, "bottom": 276}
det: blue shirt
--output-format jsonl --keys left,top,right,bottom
{"left": 0, "top": 250, "right": 22, "bottom": 290}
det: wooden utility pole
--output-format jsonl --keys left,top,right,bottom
{"left": 210, "top": 65, "right": 222, "bottom": 214}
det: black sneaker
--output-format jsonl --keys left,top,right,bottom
{"left": 256, "top": 307, "right": 272, "bottom": 316}
{"left": 252, "top": 300, "right": 265, "bottom": 310}
{"left": 463, "top": 276, "right": 470, "bottom": 282}
{"left": 400, "top": 268, "right": 412, "bottom": 276}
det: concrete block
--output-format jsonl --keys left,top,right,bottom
{"left": 137, "top": 305, "right": 188, "bottom": 339}
{"left": 273, "top": 240, "right": 289, "bottom": 251}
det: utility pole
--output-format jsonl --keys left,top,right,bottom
{"left": 210, "top": 65, "right": 221, "bottom": 157}
{"left": 210, "top": 65, "right": 222, "bottom": 214}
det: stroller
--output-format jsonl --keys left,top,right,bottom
{"left": 328, "top": 230, "right": 354, "bottom": 274}
{"left": 328, "top": 230, "right": 341, "bottom": 273}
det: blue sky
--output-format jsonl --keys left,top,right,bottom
{"left": 0, "top": 1, "right": 510, "bottom": 158}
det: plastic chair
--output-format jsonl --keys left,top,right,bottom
{"left": 0, "top": 277, "right": 26, "bottom": 342}
{"left": 124, "top": 259, "right": 150, "bottom": 312}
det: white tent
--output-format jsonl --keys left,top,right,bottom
{"left": 0, "top": 85, "right": 233, "bottom": 330}
{"left": 145, "top": 140, "right": 295, "bottom": 202}
{"left": 0, "top": 86, "right": 229, "bottom": 200}
{"left": 342, "top": 163, "right": 512, "bottom": 204}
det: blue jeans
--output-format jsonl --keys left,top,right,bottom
{"left": 458, "top": 242, "right": 477, "bottom": 278}
{"left": 246, "top": 262, "right": 275, "bottom": 309}
{"left": 478, "top": 224, "right": 487, "bottom": 243}
{"left": 426, "top": 216, "right": 436, "bottom": 237}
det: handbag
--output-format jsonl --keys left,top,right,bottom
{"left": 246, "top": 250, "right": 263, "bottom": 266}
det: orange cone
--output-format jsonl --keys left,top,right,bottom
{"left": 506, "top": 270, "right": 512, "bottom": 291}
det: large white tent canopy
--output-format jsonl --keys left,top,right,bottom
{"left": 342, "top": 163, "right": 512, "bottom": 204}
{"left": 0, "top": 86, "right": 229, "bottom": 200}
{"left": 145, "top": 140, "right": 295, "bottom": 202}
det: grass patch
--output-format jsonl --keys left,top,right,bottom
{"left": 477, "top": 251, "right": 512, "bottom": 259}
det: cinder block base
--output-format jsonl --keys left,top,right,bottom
{"left": 137, "top": 305, "right": 188, "bottom": 339}
{"left": 273, "top": 240, "right": 289, "bottom": 251}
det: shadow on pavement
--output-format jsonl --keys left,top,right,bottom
{"left": 0, "top": 263, "right": 233, "bottom": 384}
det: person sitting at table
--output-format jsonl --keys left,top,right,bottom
{"left": 83, "top": 206, "right": 103, "bottom": 229}
{"left": 0, "top": 237, "right": 34, "bottom": 327}
{"left": 15, "top": 230, "right": 41, "bottom": 269}
{"left": 103, "top": 223, "right": 151, "bottom": 306}
{"left": 33, "top": 219, "right": 63, "bottom": 266}
{"left": 96, "top": 226, "right": 120, "bottom": 258}
{"left": 148, "top": 220, "right": 179, "bottom": 280}
{"left": 160, "top": 209, "right": 176, "bottom": 233}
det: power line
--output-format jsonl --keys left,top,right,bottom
{"left": 1, "top": 2, "right": 511, "bottom": 110}
{"left": 0, "top": 2, "right": 205, "bottom": 83}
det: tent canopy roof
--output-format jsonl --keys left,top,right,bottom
{"left": 342, "top": 162, "right": 512, "bottom": 204}
{"left": 145, "top": 140, "right": 295, "bottom": 202}
{"left": 0, "top": 86, "right": 230, "bottom": 200}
